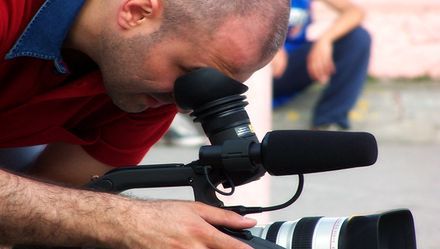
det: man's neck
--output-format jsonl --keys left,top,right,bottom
{"left": 64, "top": 0, "right": 101, "bottom": 64}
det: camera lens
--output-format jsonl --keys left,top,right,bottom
{"left": 247, "top": 209, "right": 417, "bottom": 249}
{"left": 247, "top": 217, "right": 345, "bottom": 249}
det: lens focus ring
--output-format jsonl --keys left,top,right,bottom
{"left": 292, "top": 217, "right": 322, "bottom": 249}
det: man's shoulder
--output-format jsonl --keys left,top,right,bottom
{"left": 0, "top": 0, "right": 45, "bottom": 54}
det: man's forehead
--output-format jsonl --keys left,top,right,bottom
{"left": 209, "top": 19, "right": 268, "bottom": 82}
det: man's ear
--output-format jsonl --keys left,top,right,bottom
{"left": 118, "top": 0, "right": 162, "bottom": 30}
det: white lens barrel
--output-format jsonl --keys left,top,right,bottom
{"left": 276, "top": 221, "right": 299, "bottom": 248}
{"left": 312, "top": 217, "right": 347, "bottom": 249}
{"left": 247, "top": 217, "right": 347, "bottom": 249}
{"left": 247, "top": 210, "right": 416, "bottom": 249}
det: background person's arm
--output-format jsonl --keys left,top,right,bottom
{"left": 317, "top": 0, "right": 365, "bottom": 44}
{"left": 308, "top": 0, "right": 365, "bottom": 83}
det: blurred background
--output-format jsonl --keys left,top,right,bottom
{"left": 139, "top": 1, "right": 440, "bottom": 248}
{"left": 311, "top": 0, "right": 440, "bottom": 79}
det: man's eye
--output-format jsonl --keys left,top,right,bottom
{"left": 179, "top": 66, "right": 191, "bottom": 73}
{"left": 180, "top": 66, "right": 200, "bottom": 73}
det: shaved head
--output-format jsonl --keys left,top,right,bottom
{"left": 73, "top": 0, "right": 291, "bottom": 112}
{"left": 161, "top": 0, "right": 291, "bottom": 62}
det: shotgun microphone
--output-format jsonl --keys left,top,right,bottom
{"left": 260, "top": 130, "right": 378, "bottom": 175}
{"left": 199, "top": 130, "right": 378, "bottom": 176}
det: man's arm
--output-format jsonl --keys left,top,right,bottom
{"left": 0, "top": 168, "right": 121, "bottom": 247}
{"left": 0, "top": 168, "right": 256, "bottom": 248}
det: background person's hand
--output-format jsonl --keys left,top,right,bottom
{"left": 271, "top": 48, "right": 289, "bottom": 79}
{"left": 307, "top": 38, "right": 336, "bottom": 84}
{"left": 111, "top": 200, "right": 256, "bottom": 249}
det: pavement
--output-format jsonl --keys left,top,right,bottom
{"left": 272, "top": 79, "right": 440, "bottom": 144}
{"left": 138, "top": 79, "right": 440, "bottom": 249}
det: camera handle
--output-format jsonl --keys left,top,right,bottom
{"left": 87, "top": 163, "right": 224, "bottom": 207}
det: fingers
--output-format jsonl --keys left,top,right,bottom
{"left": 174, "top": 202, "right": 254, "bottom": 249}
{"left": 307, "top": 40, "right": 336, "bottom": 84}
{"left": 193, "top": 202, "right": 257, "bottom": 229}
{"left": 308, "top": 53, "right": 335, "bottom": 83}
{"left": 204, "top": 226, "right": 254, "bottom": 249}
{"left": 320, "top": 55, "right": 335, "bottom": 82}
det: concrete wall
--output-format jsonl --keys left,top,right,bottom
{"left": 308, "top": 0, "right": 440, "bottom": 79}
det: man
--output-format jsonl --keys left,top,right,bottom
{"left": 0, "top": 0, "right": 290, "bottom": 248}
{"left": 271, "top": 0, "right": 371, "bottom": 130}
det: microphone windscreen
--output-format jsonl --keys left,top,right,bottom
{"left": 261, "top": 130, "right": 378, "bottom": 176}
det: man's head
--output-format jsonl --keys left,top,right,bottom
{"left": 71, "top": 0, "right": 290, "bottom": 113}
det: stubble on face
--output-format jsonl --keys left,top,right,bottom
{"left": 97, "top": 29, "right": 166, "bottom": 113}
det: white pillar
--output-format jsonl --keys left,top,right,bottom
{"left": 244, "top": 65, "right": 273, "bottom": 140}
{"left": 221, "top": 65, "right": 273, "bottom": 223}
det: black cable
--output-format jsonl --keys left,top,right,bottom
{"left": 224, "top": 174, "right": 304, "bottom": 215}
{"left": 203, "top": 166, "right": 235, "bottom": 196}
{"left": 260, "top": 174, "right": 304, "bottom": 212}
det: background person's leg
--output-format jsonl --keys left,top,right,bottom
{"left": 313, "top": 27, "right": 372, "bottom": 129}
{"left": 0, "top": 145, "right": 46, "bottom": 172}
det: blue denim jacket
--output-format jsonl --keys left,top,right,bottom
{"left": 5, "top": 0, "right": 85, "bottom": 74}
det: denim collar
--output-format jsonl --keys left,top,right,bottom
{"left": 5, "top": 0, "right": 86, "bottom": 74}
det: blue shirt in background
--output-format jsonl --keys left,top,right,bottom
{"left": 285, "top": 0, "right": 311, "bottom": 52}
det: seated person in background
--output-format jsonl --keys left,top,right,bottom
{"left": 271, "top": 0, "right": 371, "bottom": 130}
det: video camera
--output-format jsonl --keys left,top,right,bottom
{"left": 88, "top": 68, "right": 417, "bottom": 249}
{"left": 16, "top": 68, "right": 417, "bottom": 249}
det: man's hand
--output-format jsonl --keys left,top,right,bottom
{"left": 307, "top": 38, "right": 336, "bottom": 84}
{"left": 111, "top": 200, "right": 256, "bottom": 249}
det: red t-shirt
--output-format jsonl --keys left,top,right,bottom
{"left": 0, "top": 0, "right": 177, "bottom": 167}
